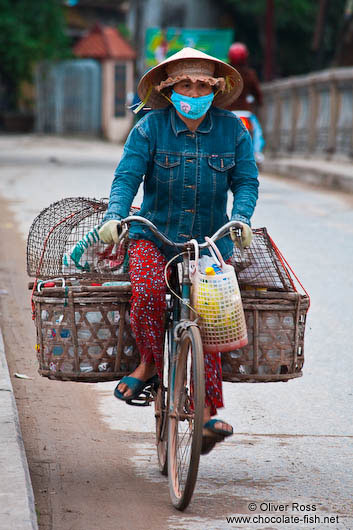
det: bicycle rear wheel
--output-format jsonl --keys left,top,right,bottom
{"left": 168, "top": 324, "right": 204, "bottom": 510}
{"left": 155, "top": 383, "right": 168, "bottom": 475}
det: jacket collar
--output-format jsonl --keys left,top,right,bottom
{"left": 170, "top": 107, "right": 213, "bottom": 136}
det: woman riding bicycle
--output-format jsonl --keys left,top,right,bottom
{"left": 98, "top": 47, "right": 259, "bottom": 454}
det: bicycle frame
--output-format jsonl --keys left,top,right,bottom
{"left": 115, "top": 215, "right": 244, "bottom": 508}
{"left": 168, "top": 250, "right": 194, "bottom": 416}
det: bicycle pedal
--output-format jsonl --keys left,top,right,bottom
{"left": 125, "top": 389, "right": 153, "bottom": 407}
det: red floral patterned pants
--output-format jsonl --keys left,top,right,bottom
{"left": 128, "top": 239, "right": 223, "bottom": 416}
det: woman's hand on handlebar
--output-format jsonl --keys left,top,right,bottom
{"left": 98, "top": 219, "right": 122, "bottom": 244}
{"left": 106, "top": 215, "right": 252, "bottom": 250}
{"left": 230, "top": 222, "right": 253, "bottom": 248}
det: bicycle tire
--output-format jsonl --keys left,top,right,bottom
{"left": 168, "top": 324, "right": 205, "bottom": 510}
{"left": 155, "top": 383, "right": 168, "bottom": 475}
{"left": 154, "top": 289, "right": 177, "bottom": 476}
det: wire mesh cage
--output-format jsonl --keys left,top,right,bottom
{"left": 233, "top": 228, "right": 296, "bottom": 292}
{"left": 27, "top": 197, "right": 139, "bottom": 280}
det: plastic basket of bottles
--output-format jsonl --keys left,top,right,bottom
{"left": 30, "top": 278, "right": 138, "bottom": 382}
{"left": 221, "top": 289, "right": 310, "bottom": 382}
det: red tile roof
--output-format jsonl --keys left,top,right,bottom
{"left": 74, "top": 24, "right": 136, "bottom": 60}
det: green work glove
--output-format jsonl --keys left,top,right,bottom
{"left": 98, "top": 220, "right": 122, "bottom": 244}
{"left": 230, "top": 222, "right": 253, "bottom": 248}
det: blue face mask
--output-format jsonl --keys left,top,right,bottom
{"left": 170, "top": 90, "right": 214, "bottom": 120}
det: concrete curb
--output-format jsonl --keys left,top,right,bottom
{"left": 262, "top": 158, "right": 353, "bottom": 193}
{"left": 0, "top": 329, "right": 38, "bottom": 530}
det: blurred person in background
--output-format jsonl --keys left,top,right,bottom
{"left": 227, "top": 42, "right": 265, "bottom": 164}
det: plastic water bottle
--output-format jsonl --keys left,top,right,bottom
{"left": 86, "top": 311, "right": 102, "bottom": 323}
{"left": 107, "top": 345, "right": 117, "bottom": 357}
{"left": 205, "top": 264, "right": 222, "bottom": 276}
{"left": 205, "top": 266, "right": 216, "bottom": 276}
{"left": 98, "top": 362, "right": 110, "bottom": 372}
{"left": 80, "top": 361, "right": 93, "bottom": 373}
{"left": 53, "top": 346, "right": 64, "bottom": 356}
{"left": 212, "top": 264, "right": 222, "bottom": 274}
{"left": 77, "top": 328, "right": 91, "bottom": 340}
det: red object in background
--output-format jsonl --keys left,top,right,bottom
{"left": 228, "top": 42, "right": 249, "bottom": 65}
{"left": 43, "top": 282, "right": 56, "bottom": 287}
{"left": 239, "top": 116, "right": 253, "bottom": 133}
{"left": 90, "top": 283, "right": 102, "bottom": 286}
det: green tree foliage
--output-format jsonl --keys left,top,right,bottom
{"left": 224, "top": 0, "right": 347, "bottom": 79}
{"left": 0, "top": 0, "right": 71, "bottom": 109}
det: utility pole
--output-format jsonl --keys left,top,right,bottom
{"left": 264, "top": 0, "right": 275, "bottom": 81}
{"left": 312, "top": 0, "right": 328, "bottom": 70}
{"left": 134, "top": 0, "right": 144, "bottom": 78}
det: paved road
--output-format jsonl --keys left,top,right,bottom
{"left": 1, "top": 134, "right": 352, "bottom": 529}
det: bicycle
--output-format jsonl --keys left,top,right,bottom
{"left": 116, "top": 216, "right": 244, "bottom": 510}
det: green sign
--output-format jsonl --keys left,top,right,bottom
{"left": 145, "top": 28, "right": 234, "bottom": 67}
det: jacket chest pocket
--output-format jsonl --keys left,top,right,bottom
{"left": 207, "top": 155, "right": 236, "bottom": 173}
{"left": 153, "top": 154, "right": 181, "bottom": 183}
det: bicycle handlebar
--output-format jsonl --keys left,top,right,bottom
{"left": 118, "top": 216, "right": 243, "bottom": 250}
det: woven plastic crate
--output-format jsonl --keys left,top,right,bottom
{"left": 32, "top": 281, "right": 139, "bottom": 382}
{"left": 31, "top": 282, "right": 309, "bottom": 383}
{"left": 222, "top": 290, "right": 309, "bottom": 382}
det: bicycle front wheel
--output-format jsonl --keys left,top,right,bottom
{"left": 168, "top": 324, "right": 205, "bottom": 511}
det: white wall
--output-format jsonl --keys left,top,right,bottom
{"left": 102, "top": 59, "right": 134, "bottom": 143}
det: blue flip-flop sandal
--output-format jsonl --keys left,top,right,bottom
{"left": 114, "top": 374, "right": 159, "bottom": 405}
{"left": 201, "top": 419, "right": 233, "bottom": 455}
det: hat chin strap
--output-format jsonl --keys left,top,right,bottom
{"left": 225, "top": 75, "right": 235, "bottom": 92}
{"left": 161, "top": 92, "right": 173, "bottom": 105}
{"left": 132, "top": 85, "right": 153, "bottom": 114}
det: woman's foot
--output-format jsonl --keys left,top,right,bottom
{"left": 203, "top": 407, "right": 233, "bottom": 436}
{"left": 117, "top": 362, "right": 157, "bottom": 398}
{"left": 201, "top": 406, "right": 233, "bottom": 455}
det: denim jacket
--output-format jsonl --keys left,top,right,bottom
{"left": 103, "top": 106, "right": 259, "bottom": 260}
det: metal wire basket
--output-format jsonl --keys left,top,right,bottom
{"left": 233, "top": 227, "right": 296, "bottom": 292}
{"left": 27, "top": 197, "right": 139, "bottom": 280}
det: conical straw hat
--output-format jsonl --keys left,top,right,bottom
{"left": 137, "top": 47, "right": 243, "bottom": 110}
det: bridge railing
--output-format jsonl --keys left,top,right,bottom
{"left": 260, "top": 67, "right": 353, "bottom": 161}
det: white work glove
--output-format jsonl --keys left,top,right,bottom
{"left": 98, "top": 220, "right": 122, "bottom": 244}
{"left": 230, "top": 222, "right": 253, "bottom": 248}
